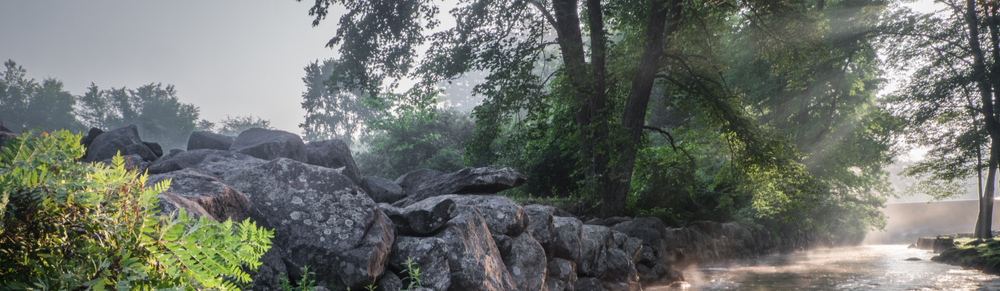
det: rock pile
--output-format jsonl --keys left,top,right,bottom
{"left": 79, "top": 125, "right": 788, "bottom": 291}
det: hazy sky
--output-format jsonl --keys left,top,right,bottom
{"left": 0, "top": 1, "right": 347, "bottom": 133}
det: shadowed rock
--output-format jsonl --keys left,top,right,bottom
{"left": 362, "top": 176, "right": 405, "bottom": 204}
{"left": 416, "top": 195, "right": 530, "bottom": 237}
{"left": 547, "top": 258, "right": 578, "bottom": 291}
{"left": 395, "top": 169, "right": 444, "bottom": 194}
{"left": 146, "top": 149, "right": 263, "bottom": 175}
{"left": 229, "top": 128, "right": 308, "bottom": 163}
{"left": 553, "top": 216, "right": 584, "bottom": 262}
{"left": 389, "top": 236, "right": 451, "bottom": 291}
{"left": 524, "top": 204, "right": 556, "bottom": 255}
{"left": 435, "top": 204, "right": 516, "bottom": 291}
{"left": 84, "top": 125, "right": 156, "bottom": 162}
{"left": 187, "top": 131, "right": 235, "bottom": 151}
{"left": 406, "top": 167, "right": 527, "bottom": 202}
{"left": 306, "top": 139, "right": 362, "bottom": 184}
{"left": 380, "top": 198, "right": 457, "bottom": 236}
{"left": 502, "top": 232, "right": 547, "bottom": 291}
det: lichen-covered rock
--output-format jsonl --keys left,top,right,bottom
{"left": 579, "top": 225, "right": 615, "bottom": 276}
{"left": 435, "top": 205, "right": 516, "bottom": 291}
{"left": 229, "top": 128, "right": 308, "bottom": 163}
{"left": 249, "top": 247, "right": 289, "bottom": 291}
{"left": 407, "top": 167, "right": 526, "bottom": 202}
{"left": 375, "top": 271, "right": 403, "bottom": 291}
{"left": 224, "top": 158, "right": 393, "bottom": 290}
{"left": 547, "top": 258, "right": 577, "bottom": 291}
{"left": 84, "top": 124, "right": 157, "bottom": 162}
{"left": 146, "top": 168, "right": 251, "bottom": 222}
{"left": 306, "top": 139, "right": 362, "bottom": 184}
{"left": 524, "top": 204, "right": 555, "bottom": 255}
{"left": 389, "top": 236, "right": 451, "bottom": 291}
{"left": 502, "top": 232, "right": 547, "bottom": 291}
{"left": 553, "top": 216, "right": 584, "bottom": 262}
{"left": 380, "top": 198, "right": 457, "bottom": 236}
{"left": 146, "top": 149, "right": 264, "bottom": 175}
{"left": 186, "top": 130, "right": 235, "bottom": 151}
{"left": 415, "top": 195, "right": 529, "bottom": 237}
{"left": 362, "top": 176, "right": 405, "bottom": 204}
{"left": 574, "top": 277, "right": 606, "bottom": 291}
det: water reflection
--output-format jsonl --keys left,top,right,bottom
{"left": 648, "top": 245, "right": 1000, "bottom": 290}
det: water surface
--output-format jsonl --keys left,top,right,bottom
{"left": 648, "top": 245, "right": 1000, "bottom": 290}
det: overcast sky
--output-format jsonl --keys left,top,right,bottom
{"left": 0, "top": 1, "right": 348, "bottom": 133}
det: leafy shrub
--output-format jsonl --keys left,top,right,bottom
{"left": 0, "top": 130, "right": 273, "bottom": 290}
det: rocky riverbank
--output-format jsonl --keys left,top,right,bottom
{"left": 63, "top": 124, "right": 833, "bottom": 291}
{"left": 931, "top": 237, "right": 1000, "bottom": 275}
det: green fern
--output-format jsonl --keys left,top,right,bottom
{"left": 0, "top": 129, "right": 273, "bottom": 290}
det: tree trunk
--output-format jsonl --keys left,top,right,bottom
{"left": 966, "top": 0, "right": 999, "bottom": 239}
{"left": 598, "top": 0, "right": 678, "bottom": 217}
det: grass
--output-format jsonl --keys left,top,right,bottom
{"left": 933, "top": 238, "right": 1000, "bottom": 274}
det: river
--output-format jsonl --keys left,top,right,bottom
{"left": 647, "top": 245, "right": 1000, "bottom": 290}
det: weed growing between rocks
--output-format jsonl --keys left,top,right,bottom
{"left": 277, "top": 258, "right": 425, "bottom": 291}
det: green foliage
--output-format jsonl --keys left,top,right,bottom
{"left": 300, "top": 59, "right": 378, "bottom": 143}
{"left": 0, "top": 60, "right": 84, "bottom": 132}
{"left": 355, "top": 93, "right": 473, "bottom": 179}
{"left": 77, "top": 82, "right": 201, "bottom": 150}
{"left": 402, "top": 257, "right": 422, "bottom": 290}
{"left": 0, "top": 130, "right": 273, "bottom": 290}
{"left": 215, "top": 115, "right": 274, "bottom": 136}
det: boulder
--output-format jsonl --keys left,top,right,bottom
{"left": 546, "top": 258, "right": 578, "bottom": 291}
{"left": 154, "top": 191, "right": 214, "bottom": 221}
{"left": 146, "top": 149, "right": 263, "bottom": 175}
{"left": 229, "top": 128, "right": 308, "bottom": 163}
{"left": 502, "top": 232, "right": 547, "bottom": 291}
{"left": 84, "top": 125, "right": 157, "bottom": 162}
{"left": 574, "top": 277, "right": 606, "bottom": 291}
{"left": 375, "top": 271, "right": 403, "bottom": 291}
{"left": 99, "top": 154, "right": 150, "bottom": 173}
{"left": 553, "top": 216, "right": 584, "bottom": 262}
{"left": 223, "top": 158, "right": 393, "bottom": 290}
{"left": 395, "top": 169, "right": 444, "bottom": 194}
{"left": 79, "top": 127, "right": 103, "bottom": 150}
{"left": 249, "top": 246, "right": 290, "bottom": 291}
{"left": 524, "top": 204, "right": 556, "bottom": 254}
{"left": 306, "top": 139, "right": 362, "bottom": 184}
{"left": 362, "top": 176, "right": 405, "bottom": 204}
{"left": 416, "top": 195, "right": 529, "bottom": 237}
{"left": 407, "top": 167, "right": 527, "bottom": 202}
{"left": 435, "top": 204, "right": 516, "bottom": 291}
{"left": 578, "top": 225, "right": 615, "bottom": 276}
{"left": 389, "top": 236, "right": 451, "bottom": 291}
{"left": 380, "top": 198, "right": 457, "bottom": 236}
{"left": 143, "top": 141, "right": 163, "bottom": 158}
{"left": 146, "top": 168, "right": 251, "bottom": 222}
{"left": 187, "top": 131, "right": 235, "bottom": 151}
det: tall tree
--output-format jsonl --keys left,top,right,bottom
{"left": 299, "top": 59, "right": 378, "bottom": 142}
{"left": 884, "top": 0, "right": 1000, "bottom": 239}
{"left": 0, "top": 60, "right": 83, "bottom": 132}
{"left": 77, "top": 83, "right": 200, "bottom": 150}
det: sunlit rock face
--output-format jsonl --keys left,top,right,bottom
{"left": 146, "top": 168, "right": 251, "bottom": 222}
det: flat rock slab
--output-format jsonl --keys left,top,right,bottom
{"left": 406, "top": 167, "right": 526, "bottom": 202}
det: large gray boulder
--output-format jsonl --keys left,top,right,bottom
{"left": 146, "top": 149, "right": 263, "bottom": 175}
{"left": 524, "top": 204, "right": 556, "bottom": 255}
{"left": 362, "top": 176, "right": 406, "bottom": 204}
{"left": 223, "top": 158, "right": 394, "bottom": 290}
{"left": 229, "top": 128, "right": 308, "bottom": 163}
{"left": 154, "top": 191, "right": 214, "bottom": 221}
{"left": 84, "top": 124, "right": 156, "bottom": 162}
{"left": 146, "top": 168, "right": 251, "bottom": 222}
{"left": 418, "top": 195, "right": 530, "bottom": 237}
{"left": 406, "top": 167, "right": 527, "bottom": 202}
{"left": 186, "top": 131, "right": 235, "bottom": 151}
{"left": 502, "top": 232, "right": 547, "bottom": 291}
{"left": 306, "top": 139, "right": 362, "bottom": 184}
{"left": 574, "top": 277, "right": 606, "bottom": 291}
{"left": 579, "top": 225, "right": 615, "bottom": 276}
{"left": 395, "top": 169, "right": 444, "bottom": 195}
{"left": 379, "top": 199, "right": 457, "bottom": 236}
{"left": 375, "top": 271, "right": 403, "bottom": 291}
{"left": 553, "top": 216, "right": 584, "bottom": 262}
{"left": 547, "top": 258, "right": 578, "bottom": 291}
{"left": 389, "top": 236, "right": 451, "bottom": 291}
{"left": 249, "top": 246, "right": 290, "bottom": 291}
{"left": 435, "top": 205, "right": 516, "bottom": 291}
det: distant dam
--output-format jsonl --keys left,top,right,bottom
{"left": 864, "top": 199, "right": 1000, "bottom": 244}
